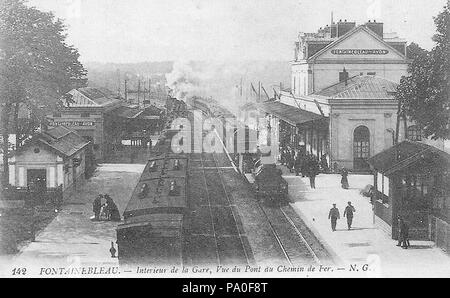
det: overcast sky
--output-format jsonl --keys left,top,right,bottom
{"left": 28, "top": 0, "right": 447, "bottom": 63}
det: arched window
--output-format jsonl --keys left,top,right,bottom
{"left": 353, "top": 126, "right": 370, "bottom": 171}
{"left": 407, "top": 125, "right": 423, "bottom": 141}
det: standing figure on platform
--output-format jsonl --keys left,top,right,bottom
{"left": 288, "top": 150, "right": 295, "bottom": 173}
{"left": 104, "top": 194, "right": 121, "bottom": 221}
{"left": 306, "top": 155, "right": 320, "bottom": 189}
{"left": 294, "top": 151, "right": 302, "bottom": 176}
{"left": 328, "top": 203, "right": 340, "bottom": 232}
{"left": 396, "top": 216, "right": 410, "bottom": 249}
{"left": 281, "top": 148, "right": 288, "bottom": 166}
{"left": 320, "top": 154, "right": 329, "bottom": 173}
{"left": 92, "top": 194, "right": 103, "bottom": 221}
{"left": 341, "top": 168, "right": 349, "bottom": 189}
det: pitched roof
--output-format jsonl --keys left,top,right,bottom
{"left": 367, "top": 140, "right": 450, "bottom": 176}
{"left": 34, "top": 126, "right": 90, "bottom": 157}
{"left": 308, "top": 25, "right": 407, "bottom": 61}
{"left": 111, "top": 105, "right": 144, "bottom": 119}
{"left": 257, "top": 101, "right": 325, "bottom": 126}
{"left": 315, "top": 75, "right": 398, "bottom": 99}
{"left": 68, "top": 87, "right": 120, "bottom": 107}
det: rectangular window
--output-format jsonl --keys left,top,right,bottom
{"left": 81, "top": 112, "right": 90, "bottom": 118}
{"left": 53, "top": 112, "right": 61, "bottom": 117}
{"left": 383, "top": 175, "right": 389, "bottom": 196}
{"left": 377, "top": 173, "right": 382, "bottom": 192}
{"left": 367, "top": 72, "right": 376, "bottom": 76}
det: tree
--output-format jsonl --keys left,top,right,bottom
{"left": 0, "top": 0, "right": 87, "bottom": 185}
{"left": 396, "top": 2, "right": 450, "bottom": 140}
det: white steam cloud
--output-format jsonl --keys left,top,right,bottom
{"left": 165, "top": 60, "right": 290, "bottom": 114}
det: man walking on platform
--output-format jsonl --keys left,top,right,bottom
{"left": 343, "top": 201, "right": 356, "bottom": 230}
{"left": 328, "top": 203, "right": 340, "bottom": 232}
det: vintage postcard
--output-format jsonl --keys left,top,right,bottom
{"left": 0, "top": 0, "right": 449, "bottom": 283}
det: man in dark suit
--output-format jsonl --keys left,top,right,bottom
{"left": 343, "top": 201, "right": 356, "bottom": 230}
{"left": 328, "top": 204, "right": 340, "bottom": 232}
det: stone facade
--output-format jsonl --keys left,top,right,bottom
{"left": 278, "top": 22, "right": 412, "bottom": 171}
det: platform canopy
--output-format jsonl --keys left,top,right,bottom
{"left": 367, "top": 140, "right": 450, "bottom": 176}
{"left": 257, "top": 101, "right": 326, "bottom": 127}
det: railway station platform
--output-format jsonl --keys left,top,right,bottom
{"left": 0, "top": 164, "right": 145, "bottom": 276}
{"left": 280, "top": 167, "right": 450, "bottom": 277}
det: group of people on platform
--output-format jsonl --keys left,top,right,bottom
{"left": 328, "top": 203, "right": 412, "bottom": 248}
{"left": 280, "top": 148, "right": 328, "bottom": 174}
{"left": 280, "top": 148, "right": 324, "bottom": 189}
{"left": 92, "top": 194, "right": 121, "bottom": 222}
{"left": 280, "top": 147, "right": 351, "bottom": 190}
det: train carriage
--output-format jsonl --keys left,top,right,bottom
{"left": 116, "top": 153, "right": 188, "bottom": 265}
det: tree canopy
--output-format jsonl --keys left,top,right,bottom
{"left": 396, "top": 2, "right": 450, "bottom": 140}
{"left": 0, "top": 0, "right": 87, "bottom": 184}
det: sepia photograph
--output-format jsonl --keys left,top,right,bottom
{"left": 0, "top": 0, "right": 449, "bottom": 282}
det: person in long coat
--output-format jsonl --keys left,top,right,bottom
{"left": 307, "top": 155, "right": 320, "bottom": 189}
{"left": 396, "top": 216, "right": 406, "bottom": 248}
{"left": 104, "top": 194, "right": 121, "bottom": 221}
{"left": 341, "top": 168, "right": 349, "bottom": 189}
{"left": 287, "top": 150, "right": 295, "bottom": 173}
{"left": 320, "top": 154, "right": 329, "bottom": 173}
{"left": 294, "top": 152, "right": 302, "bottom": 176}
{"left": 93, "top": 195, "right": 103, "bottom": 221}
{"left": 280, "top": 148, "right": 287, "bottom": 166}
{"left": 396, "top": 216, "right": 410, "bottom": 248}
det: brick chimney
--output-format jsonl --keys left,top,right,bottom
{"left": 365, "top": 20, "right": 384, "bottom": 38}
{"left": 337, "top": 19, "right": 356, "bottom": 37}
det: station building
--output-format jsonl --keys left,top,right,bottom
{"left": 46, "top": 87, "right": 122, "bottom": 162}
{"left": 250, "top": 18, "right": 450, "bottom": 252}
{"left": 7, "top": 126, "right": 90, "bottom": 202}
{"left": 46, "top": 87, "right": 163, "bottom": 162}
{"left": 262, "top": 19, "right": 445, "bottom": 171}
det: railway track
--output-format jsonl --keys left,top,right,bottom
{"left": 210, "top": 153, "right": 254, "bottom": 266}
{"left": 258, "top": 200, "right": 320, "bottom": 266}
{"left": 192, "top": 113, "right": 326, "bottom": 267}
{"left": 185, "top": 150, "right": 253, "bottom": 266}
{"left": 211, "top": 138, "right": 321, "bottom": 266}
{"left": 211, "top": 146, "right": 321, "bottom": 266}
